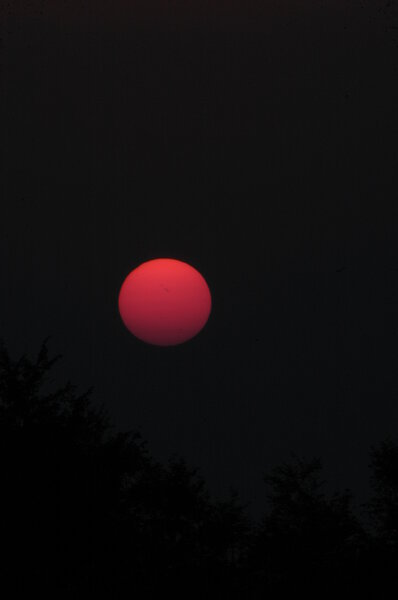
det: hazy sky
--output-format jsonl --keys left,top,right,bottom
{"left": 2, "top": 1, "right": 398, "bottom": 517}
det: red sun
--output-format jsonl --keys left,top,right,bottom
{"left": 118, "top": 258, "right": 212, "bottom": 346}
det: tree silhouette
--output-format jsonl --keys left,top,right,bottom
{"left": 0, "top": 340, "right": 251, "bottom": 598}
{"left": 362, "top": 438, "right": 398, "bottom": 593}
{"left": 247, "top": 456, "right": 362, "bottom": 598}
{"left": 5, "top": 338, "right": 398, "bottom": 597}
{"left": 0, "top": 338, "right": 154, "bottom": 595}
{"left": 368, "top": 439, "right": 398, "bottom": 544}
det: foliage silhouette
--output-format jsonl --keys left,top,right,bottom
{"left": 368, "top": 439, "right": 398, "bottom": 543}
{"left": 361, "top": 439, "right": 398, "bottom": 593}
{"left": 246, "top": 456, "right": 363, "bottom": 597}
{"left": 2, "top": 339, "right": 398, "bottom": 597}
{"left": 0, "top": 340, "right": 250, "bottom": 598}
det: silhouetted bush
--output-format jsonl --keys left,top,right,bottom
{"left": 2, "top": 339, "right": 398, "bottom": 597}
{"left": 0, "top": 340, "right": 250, "bottom": 598}
{"left": 245, "top": 457, "right": 364, "bottom": 597}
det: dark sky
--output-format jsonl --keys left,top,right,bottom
{"left": 2, "top": 0, "right": 398, "bottom": 518}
